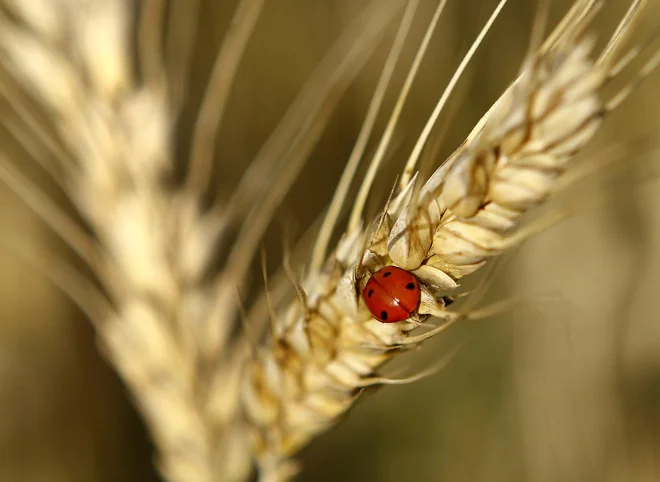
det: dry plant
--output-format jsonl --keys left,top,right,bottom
{"left": 0, "top": 0, "right": 658, "bottom": 481}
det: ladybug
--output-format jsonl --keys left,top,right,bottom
{"left": 363, "top": 266, "right": 421, "bottom": 323}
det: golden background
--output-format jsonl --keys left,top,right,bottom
{"left": 0, "top": 0, "right": 658, "bottom": 480}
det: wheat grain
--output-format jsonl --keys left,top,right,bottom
{"left": 0, "top": 0, "right": 656, "bottom": 481}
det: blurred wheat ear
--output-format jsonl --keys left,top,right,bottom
{"left": 0, "top": 0, "right": 658, "bottom": 481}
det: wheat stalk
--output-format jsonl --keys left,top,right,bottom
{"left": 0, "top": 0, "right": 657, "bottom": 481}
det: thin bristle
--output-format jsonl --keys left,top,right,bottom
{"left": 138, "top": 0, "right": 167, "bottom": 85}
{"left": 185, "top": 0, "right": 266, "bottom": 197}
{"left": 598, "top": 0, "right": 646, "bottom": 68}
{"left": 348, "top": 0, "right": 450, "bottom": 232}
{"left": 205, "top": 0, "right": 406, "bottom": 360}
{"left": 0, "top": 70, "right": 71, "bottom": 171}
{"left": 400, "top": 0, "right": 509, "bottom": 191}
{"left": 310, "top": 0, "right": 420, "bottom": 271}
{"left": 0, "top": 156, "right": 102, "bottom": 273}
{"left": 165, "top": 0, "right": 201, "bottom": 111}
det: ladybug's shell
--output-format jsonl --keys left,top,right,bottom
{"left": 363, "top": 266, "right": 421, "bottom": 323}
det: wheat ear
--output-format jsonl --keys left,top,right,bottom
{"left": 241, "top": 0, "right": 660, "bottom": 479}
{"left": 0, "top": 0, "right": 406, "bottom": 480}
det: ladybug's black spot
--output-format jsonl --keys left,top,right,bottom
{"left": 406, "top": 282, "right": 415, "bottom": 290}
{"left": 383, "top": 271, "right": 392, "bottom": 277}
{"left": 367, "top": 289, "right": 374, "bottom": 297}
{"left": 380, "top": 311, "right": 388, "bottom": 321}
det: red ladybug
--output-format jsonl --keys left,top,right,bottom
{"left": 363, "top": 266, "right": 421, "bottom": 323}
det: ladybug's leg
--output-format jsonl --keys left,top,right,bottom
{"left": 406, "top": 312, "right": 427, "bottom": 323}
{"left": 441, "top": 296, "right": 455, "bottom": 306}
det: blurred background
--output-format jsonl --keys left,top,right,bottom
{"left": 0, "top": 0, "right": 659, "bottom": 480}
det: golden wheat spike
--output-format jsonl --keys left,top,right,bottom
{"left": 387, "top": 0, "right": 652, "bottom": 276}
{"left": 241, "top": 1, "right": 659, "bottom": 480}
{"left": 0, "top": 0, "right": 406, "bottom": 480}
